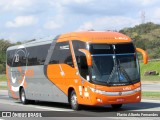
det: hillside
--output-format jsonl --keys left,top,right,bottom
{"left": 120, "top": 22, "right": 160, "bottom": 59}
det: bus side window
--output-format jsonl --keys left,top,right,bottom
{"left": 64, "top": 56, "right": 74, "bottom": 67}
{"left": 78, "top": 53, "right": 89, "bottom": 79}
{"left": 27, "top": 44, "right": 50, "bottom": 66}
{"left": 7, "top": 50, "right": 15, "bottom": 67}
{"left": 11, "top": 48, "right": 27, "bottom": 67}
{"left": 72, "top": 40, "right": 89, "bottom": 79}
{"left": 49, "top": 41, "right": 74, "bottom": 68}
{"left": 59, "top": 42, "right": 74, "bottom": 68}
{"left": 49, "top": 44, "right": 60, "bottom": 64}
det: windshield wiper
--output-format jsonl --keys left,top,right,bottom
{"left": 106, "top": 66, "right": 116, "bottom": 85}
{"left": 106, "top": 55, "right": 117, "bottom": 85}
{"left": 118, "top": 61, "right": 133, "bottom": 84}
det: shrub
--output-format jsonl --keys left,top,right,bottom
{"left": 0, "top": 64, "right": 5, "bottom": 74}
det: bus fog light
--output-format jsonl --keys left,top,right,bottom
{"left": 137, "top": 96, "right": 140, "bottom": 99}
{"left": 96, "top": 98, "right": 102, "bottom": 103}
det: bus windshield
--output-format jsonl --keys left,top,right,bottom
{"left": 89, "top": 43, "right": 140, "bottom": 86}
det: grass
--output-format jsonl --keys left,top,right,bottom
{"left": 142, "top": 91, "right": 160, "bottom": 99}
{"left": 140, "top": 61, "right": 160, "bottom": 82}
{"left": 0, "top": 74, "right": 6, "bottom": 82}
{"left": 140, "top": 61, "right": 160, "bottom": 74}
{"left": 0, "top": 86, "right": 8, "bottom": 90}
{"left": 0, "top": 74, "right": 7, "bottom": 90}
{"left": 141, "top": 76, "right": 160, "bottom": 82}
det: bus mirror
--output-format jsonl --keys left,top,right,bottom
{"left": 136, "top": 48, "right": 148, "bottom": 64}
{"left": 79, "top": 49, "right": 92, "bottom": 66}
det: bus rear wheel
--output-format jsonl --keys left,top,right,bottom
{"left": 111, "top": 104, "right": 122, "bottom": 109}
{"left": 70, "top": 91, "right": 80, "bottom": 110}
{"left": 20, "top": 88, "right": 28, "bottom": 104}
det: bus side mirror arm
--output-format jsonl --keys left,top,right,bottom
{"left": 136, "top": 48, "right": 148, "bottom": 64}
{"left": 78, "top": 49, "right": 92, "bottom": 66}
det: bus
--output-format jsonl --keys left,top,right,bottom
{"left": 6, "top": 31, "right": 148, "bottom": 110}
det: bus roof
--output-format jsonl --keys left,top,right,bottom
{"left": 7, "top": 36, "right": 55, "bottom": 51}
{"left": 7, "top": 31, "right": 132, "bottom": 51}
{"left": 58, "top": 31, "right": 132, "bottom": 43}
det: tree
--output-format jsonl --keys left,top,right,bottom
{"left": 119, "top": 22, "right": 160, "bottom": 59}
{"left": 0, "top": 39, "right": 12, "bottom": 74}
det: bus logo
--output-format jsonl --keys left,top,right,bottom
{"left": 119, "top": 92, "right": 122, "bottom": 96}
{"left": 14, "top": 54, "right": 19, "bottom": 62}
{"left": 60, "top": 45, "right": 69, "bottom": 50}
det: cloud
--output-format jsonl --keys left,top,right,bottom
{"left": 43, "top": 15, "right": 64, "bottom": 30}
{"left": 134, "top": 0, "right": 159, "bottom": 6}
{"left": 0, "top": 0, "right": 34, "bottom": 11}
{"left": 0, "top": 0, "right": 49, "bottom": 15}
{"left": 77, "top": 16, "right": 139, "bottom": 31}
{"left": 6, "top": 16, "right": 38, "bottom": 28}
{"left": 59, "top": 0, "right": 160, "bottom": 17}
{"left": 60, "top": 0, "right": 134, "bottom": 16}
{"left": 48, "top": 0, "right": 93, "bottom": 16}
{"left": 0, "top": 32, "right": 24, "bottom": 42}
{"left": 43, "top": 21, "right": 62, "bottom": 30}
{"left": 49, "top": 0, "right": 92, "bottom": 5}
{"left": 77, "top": 22, "right": 93, "bottom": 31}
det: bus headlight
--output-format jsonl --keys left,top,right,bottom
{"left": 89, "top": 87, "right": 105, "bottom": 94}
{"left": 135, "top": 87, "right": 141, "bottom": 92}
{"left": 89, "top": 87, "right": 141, "bottom": 96}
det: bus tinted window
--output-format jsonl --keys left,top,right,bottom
{"left": 89, "top": 43, "right": 135, "bottom": 54}
{"left": 90, "top": 44, "right": 113, "bottom": 54}
{"left": 93, "top": 44, "right": 111, "bottom": 50}
{"left": 72, "top": 40, "right": 89, "bottom": 79}
{"left": 7, "top": 49, "right": 27, "bottom": 67}
{"left": 14, "top": 49, "right": 27, "bottom": 67}
{"left": 7, "top": 44, "right": 50, "bottom": 67}
{"left": 115, "top": 43, "right": 135, "bottom": 54}
{"left": 27, "top": 44, "right": 50, "bottom": 66}
{"left": 49, "top": 41, "right": 74, "bottom": 67}
{"left": 7, "top": 50, "right": 15, "bottom": 66}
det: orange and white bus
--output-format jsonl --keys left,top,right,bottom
{"left": 6, "top": 31, "right": 148, "bottom": 110}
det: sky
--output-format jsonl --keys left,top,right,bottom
{"left": 0, "top": 0, "right": 160, "bottom": 42}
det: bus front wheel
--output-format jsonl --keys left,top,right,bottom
{"left": 70, "top": 91, "right": 80, "bottom": 110}
{"left": 111, "top": 104, "right": 122, "bottom": 109}
{"left": 20, "top": 88, "right": 28, "bottom": 104}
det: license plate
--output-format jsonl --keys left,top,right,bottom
{"left": 117, "top": 98, "right": 125, "bottom": 102}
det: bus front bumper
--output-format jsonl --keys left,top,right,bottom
{"left": 85, "top": 88, "right": 141, "bottom": 106}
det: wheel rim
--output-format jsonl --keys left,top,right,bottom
{"left": 71, "top": 93, "right": 77, "bottom": 107}
{"left": 21, "top": 91, "right": 25, "bottom": 102}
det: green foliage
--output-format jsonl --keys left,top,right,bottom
{"left": 0, "top": 74, "right": 6, "bottom": 82}
{"left": 0, "top": 64, "right": 5, "bottom": 74}
{"left": 0, "top": 39, "right": 12, "bottom": 74}
{"left": 0, "top": 40, "right": 11, "bottom": 65}
{"left": 120, "top": 22, "right": 160, "bottom": 59}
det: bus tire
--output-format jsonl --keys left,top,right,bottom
{"left": 70, "top": 90, "right": 80, "bottom": 110}
{"left": 20, "top": 88, "right": 28, "bottom": 104}
{"left": 111, "top": 104, "right": 122, "bottom": 109}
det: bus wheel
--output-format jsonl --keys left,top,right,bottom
{"left": 111, "top": 104, "right": 122, "bottom": 109}
{"left": 20, "top": 88, "right": 28, "bottom": 104}
{"left": 70, "top": 91, "right": 80, "bottom": 110}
